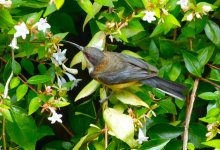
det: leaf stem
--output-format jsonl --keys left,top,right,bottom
{"left": 183, "top": 78, "right": 199, "bottom": 150}
{"left": 105, "top": 123, "right": 108, "bottom": 149}
{"left": 2, "top": 117, "right": 6, "bottom": 150}
{"left": 199, "top": 77, "right": 220, "bottom": 89}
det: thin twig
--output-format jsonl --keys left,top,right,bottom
{"left": 59, "top": 123, "right": 74, "bottom": 137}
{"left": 200, "top": 77, "right": 220, "bottom": 90}
{"left": 189, "top": 38, "right": 193, "bottom": 50}
{"left": 173, "top": 28, "right": 177, "bottom": 41}
{"left": 207, "top": 64, "right": 220, "bottom": 71}
{"left": 105, "top": 123, "right": 108, "bottom": 149}
{"left": 183, "top": 78, "right": 199, "bottom": 150}
{"left": 2, "top": 117, "right": 6, "bottom": 150}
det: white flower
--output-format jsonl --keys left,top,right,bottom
{"left": 162, "top": 8, "right": 168, "bottom": 15}
{"left": 0, "top": 0, "right": 12, "bottom": 8}
{"left": 195, "top": 12, "right": 201, "bottom": 19}
{"left": 142, "top": 11, "right": 156, "bottom": 23}
{"left": 202, "top": 5, "right": 212, "bottom": 14}
{"left": 52, "top": 49, "right": 67, "bottom": 65}
{"left": 14, "top": 22, "right": 29, "bottom": 39}
{"left": 177, "top": 0, "right": 188, "bottom": 7}
{"left": 9, "top": 37, "right": 19, "bottom": 49}
{"left": 186, "top": 13, "right": 194, "bottom": 21}
{"left": 33, "top": 18, "right": 51, "bottom": 33}
{"left": 177, "top": 0, "right": 189, "bottom": 11}
{"left": 62, "top": 64, "right": 78, "bottom": 74}
{"left": 137, "top": 128, "right": 149, "bottom": 144}
{"left": 48, "top": 107, "right": 62, "bottom": 124}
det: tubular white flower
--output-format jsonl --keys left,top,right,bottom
{"left": 62, "top": 64, "right": 78, "bottom": 75}
{"left": 52, "top": 49, "right": 67, "bottom": 65}
{"left": 136, "top": 128, "right": 149, "bottom": 144}
{"left": 48, "top": 107, "right": 63, "bottom": 124}
{"left": 142, "top": 11, "right": 156, "bottom": 23}
{"left": 33, "top": 18, "right": 51, "bottom": 33}
{"left": 14, "top": 22, "right": 29, "bottom": 39}
{"left": 186, "top": 13, "right": 194, "bottom": 21}
{"left": 9, "top": 37, "right": 19, "bottom": 49}
{"left": 202, "top": 5, "right": 212, "bottom": 14}
{"left": 177, "top": 0, "right": 189, "bottom": 11}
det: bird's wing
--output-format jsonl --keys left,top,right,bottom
{"left": 92, "top": 52, "right": 158, "bottom": 85}
{"left": 118, "top": 53, "right": 158, "bottom": 73}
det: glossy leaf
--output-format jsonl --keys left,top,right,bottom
{"left": 148, "top": 123, "right": 183, "bottom": 139}
{"left": 28, "top": 97, "right": 41, "bottom": 115}
{"left": 27, "top": 75, "right": 51, "bottom": 84}
{"left": 75, "top": 80, "right": 100, "bottom": 101}
{"left": 10, "top": 77, "right": 20, "bottom": 89}
{"left": 0, "top": 9, "right": 14, "bottom": 28}
{"left": 103, "top": 108, "right": 137, "bottom": 148}
{"left": 76, "top": 0, "right": 94, "bottom": 17}
{"left": 16, "top": 84, "right": 28, "bottom": 101}
{"left": 183, "top": 51, "right": 202, "bottom": 77}
{"left": 11, "top": 60, "right": 21, "bottom": 75}
{"left": 54, "top": 0, "right": 64, "bottom": 9}
{"left": 140, "top": 139, "right": 170, "bottom": 150}
{"left": 198, "top": 92, "right": 219, "bottom": 100}
{"left": 197, "top": 45, "right": 215, "bottom": 67}
{"left": 87, "top": 31, "right": 106, "bottom": 50}
{"left": 43, "top": 2, "right": 57, "bottom": 17}
{"left": 95, "top": 0, "right": 113, "bottom": 7}
{"left": 205, "top": 20, "right": 220, "bottom": 49}
{"left": 115, "top": 90, "right": 149, "bottom": 108}
{"left": 202, "top": 140, "right": 220, "bottom": 149}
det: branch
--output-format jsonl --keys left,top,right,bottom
{"left": 200, "top": 77, "right": 220, "bottom": 90}
{"left": 183, "top": 78, "right": 199, "bottom": 150}
{"left": 207, "top": 64, "right": 220, "bottom": 71}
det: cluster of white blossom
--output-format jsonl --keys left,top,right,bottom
{"left": 176, "top": 0, "right": 213, "bottom": 21}
{"left": 9, "top": 18, "right": 51, "bottom": 49}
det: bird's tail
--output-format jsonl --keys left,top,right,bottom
{"left": 140, "top": 77, "right": 186, "bottom": 100}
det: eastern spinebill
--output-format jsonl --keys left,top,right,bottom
{"left": 63, "top": 41, "right": 186, "bottom": 100}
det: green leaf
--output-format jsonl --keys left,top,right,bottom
{"left": 6, "top": 106, "right": 53, "bottom": 150}
{"left": 76, "top": 0, "right": 94, "bottom": 17}
{"left": 158, "top": 98, "right": 177, "bottom": 115}
{"left": 0, "top": 9, "right": 14, "bottom": 28}
{"left": 11, "top": 60, "right": 21, "bottom": 75}
{"left": 27, "top": 75, "right": 51, "bottom": 84}
{"left": 52, "top": 32, "right": 68, "bottom": 42}
{"left": 28, "top": 97, "right": 41, "bottom": 115}
{"left": 95, "top": 0, "right": 113, "bottom": 7}
{"left": 10, "top": 77, "right": 20, "bottom": 89}
{"left": 75, "top": 80, "right": 100, "bottom": 101}
{"left": 0, "top": 107, "right": 13, "bottom": 122}
{"left": 44, "top": 2, "right": 57, "bottom": 17}
{"left": 183, "top": 51, "right": 202, "bottom": 77}
{"left": 204, "top": 20, "right": 220, "bottom": 49}
{"left": 121, "top": 20, "right": 145, "bottom": 38}
{"left": 115, "top": 90, "right": 149, "bottom": 108}
{"left": 38, "top": 64, "right": 47, "bottom": 75}
{"left": 103, "top": 108, "right": 137, "bottom": 148}
{"left": 16, "top": 84, "right": 28, "bottom": 101}
{"left": 148, "top": 123, "right": 183, "bottom": 139}
{"left": 168, "top": 63, "right": 181, "bottom": 81}
{"left": 202, "top": 140, "right": 220, "bottom": 148}
{"left": 54, "top": 0, "right": 64, "bottom": 9}
{"left": 83, "top": 2, "right": 102, "bottom": 30}
{"left": 21, "top": 59, "right": 34, "bottom": 75}
{"left": 38, "top": 46, "right": 47, "bottom": 59}
{"left": 197, "top": 45, "right": 215, "bottom": 67}
{"left": 140, "top": 139, "right": 170, "bottom": 150}
{"left": 87, "top": 31, "right": 106, "bottom": 50}
{"left": 149, "top": 40, "right": 159, "bottom": 61}
{"left": 209, "top": 69, "right": 220, "bottom": 81}
{"left": 198, "top": 92, "right": 219, "bottom": 100}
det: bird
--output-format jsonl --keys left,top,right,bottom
{"left": 63, "top": 40, "right": 186, "bottom": 100}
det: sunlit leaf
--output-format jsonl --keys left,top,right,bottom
{"left": 28, "top": 97, "right": 42, "bottom": 115}
{"left": 16, "top": 84, "right": 28, "bottom": 101}
{"left": 115, "top": 90, "right": 149, "bottom": 108}
{"left": 183, "top": 51, "right": 202, "bottom": 77}
{"left": 75, "top": 80, "right": 100, "bottom": 101}
{"left": 103, "top": 108, "right": 137, "bottom": 148}
{"left": 205, "top": 20, "right": 220, "bottom": 49}
{"left": 27, "top": 75, "right": 51, "bottom": 84}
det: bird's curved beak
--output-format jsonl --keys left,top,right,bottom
{"left": 62, "top": 40, "right": 84, "bottom": 51}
